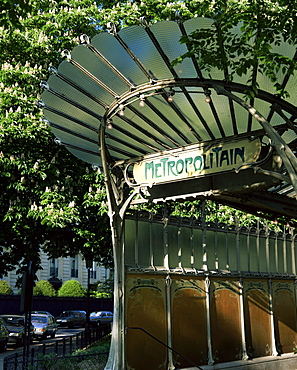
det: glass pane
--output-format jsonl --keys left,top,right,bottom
{"left": 152, "top": 223, "right": 165, "bottom": 267}
{"left": 193, "top": 228, "right": 203, "bottom": 270}
{"left": 138, "top": 221, "right": 151, "bottom": 268}
{"left": 124, "top": 219, "right": 136, "bottom": 266}
{"left": 277, "top": 237, "right": 285, "bottom": 274}
{"left": 180, "top": 227, "right": 191, "bottom": 268}
{"left": 227, "top": 233, "right": 237, "bottom": 271}
{"left": 92, "top": 32, "right": 149, "bottom": 87}
{"left": 269, "top": 237, "right": 277, "bottom": 274}
{"left": 239, "top": 234, "right": 249, "bottom": 272}
{"left": 259, "top": 236, "right": 267, "bottom": 273}
{"left": 168, "top": 225, "right": 179, "bottom": 269}
{"left": 249, "top": 233, "right": 258, "bottom": 272}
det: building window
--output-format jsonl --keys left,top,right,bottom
{"left": 71, "top": 256, "right": 78, "bottom": 278}
{"left": 89, "top": 261, "right": 97, "bottom": 279}
{"left": 50, "top": 259, "right": 58, "bottom": 277}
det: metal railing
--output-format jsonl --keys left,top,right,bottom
{"left": 3, "top": 324, "right": 111, "bottom": 370}
{"left": 126, "top": 326, "right": 203, "bottom": 370}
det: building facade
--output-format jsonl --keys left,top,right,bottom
{"left": 3, "top": 251, "right": 111, "bottom": 294}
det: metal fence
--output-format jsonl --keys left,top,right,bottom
{"left": 3, "top": 324, "right": 111, "bottom": 370}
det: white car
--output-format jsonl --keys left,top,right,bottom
{"left": 89, "top": 311, "right": 113, "bottom": 326}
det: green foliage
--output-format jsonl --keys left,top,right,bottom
{"left": 90, "top": 277, "right": 113, "bottom": 298}
{"left": 57, "top": 279, "right": 86, "bottom": 297}
{"left": 172, "top": 0, "right": 297, "bottom": 99}
{"left": 1, "top": 0, "right": 297, "bottom": 278}
{"left": 33, "top": 279, "right": 56, "bottom": 297}
{"left": 73, "top": 334, "right": 111, "bottom": 355}
{"left": 0, "top": 280, "right": 13, "bottom": 295}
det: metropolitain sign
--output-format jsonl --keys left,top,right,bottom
{"left": 133, "top": 137, "right": 261, "bottom": 185}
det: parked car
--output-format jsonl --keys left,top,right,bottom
{"left": 31, "top": 314, "right": 58, "bottom": 340}
{"left": 31, "top": 311, "right": 55, "bottom": 318}
{"left": 89, "top": 311, "right": 113, "bottom": 326}
{"left": 0, "top": 315, "right": 33, "bottom": 347}
{"left": 0, "top": 318, "right": 8, "bottom": 352}
{"left": 56, "top": 310, "right": 86, "bottom": 328}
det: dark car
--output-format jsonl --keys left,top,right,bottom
{"left": 0, "top": 315, "right": 33, "bottom": 347}
{"left": 89, "top": 311, "right": 113, "bottom": 326}
{"left": 31, "top": 314, "right": 58, "bottom": 340}
{"left": 0, "top": 318, "right": 9, "bottom": 352}
{"left": 56, "top": 310, "right": 86, "bottom": 328}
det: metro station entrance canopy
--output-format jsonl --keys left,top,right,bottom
{"left": 41, "top": 15, "right": 297, "bottom": 221}
{"left": 40, "top": 14, "right": 297, "bottom": 369}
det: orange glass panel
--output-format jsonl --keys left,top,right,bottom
{"left": 210, "top": 278, "right": 242, "bottom": 363}
{"left": 244, "top": 280, "right": 272, "bottom": 358}
{"left": 273, "top": 280, "right": 297, "bottom": 354}
{"left": 171, "top": 276, "right": 208, "bottom": 367}
{"left": 125, "top": 274, "right": 167, "bottom": 370}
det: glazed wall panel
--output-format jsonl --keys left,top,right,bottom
{"left": 171, "top": 277, "right": 207, "bottom": 367}
{"left": 126, "top": 274, "right": 167, "bottom": 370}
{"left": 210, "top": 279, "right": 242, "bottom": 362}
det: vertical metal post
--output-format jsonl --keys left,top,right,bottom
{"left": 239, "top": 278, "right": 248, "bottom": 360}
{"left": 205, "top": 276, "right": 214, "bottom": 365}
{"left": 201, "top": 201, "right": 208, "bottom": 272}
{"left": 166, "top": 275, "right": 174, "bottom": 370}
{"left": 268, "top": 279, "right": 278, "bottom": 356}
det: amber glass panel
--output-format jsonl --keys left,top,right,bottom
{"left": 210, "top": 279, "right": 242, "bottom": 363}
{"left": 244, "top": 280, "right": 272, "bottom": 358}
{"left": 273, "top": 280, "right": 297, "bottom": 354}
{"left": 126, "top": 274, "right": 167, "bottom": 370}
{"left": 171, "top": 276, "right": 208, "bottom": 367}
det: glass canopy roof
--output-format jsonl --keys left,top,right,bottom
{"left": 41, "top": 17, "right": 297, "bottom": 222}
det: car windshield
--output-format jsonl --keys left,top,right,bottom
{"left": 59, "top": 312, "right": 74, "bottom": 317}
{"left": 1, "top": 317, "right": 23, "bottom": 327}
{"left": 90, "top": 312, "right": 101, "bottom": 317}
{"left": 31, "top": 316, "right": 47, "bottom": 323}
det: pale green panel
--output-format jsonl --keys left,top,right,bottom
{"left": 258, "top": 236, "right": 267, "bottom": 273}
{"left": 150, "top": 21, "right": 196, "bottom": 78}
{"left": 286, "top": 239, "right": 293, "bottom": 275}
{"left": 233, "top": 93, "right": 250, "bottom": 134}
{"left": 168, "top": 225, "right": 179, "bottom": 269}
{"left": 216, "top": 231, "right": 228, "bottom": 271}
{"left": 180, "top": 227, "right": 192, "bottom": 268}
{"left": 205, "top": 229, "right": 216, "bottom": 270}
{"left": 277, "top": 238, "right": 285, "bottom": 274}
{"left": 91, "top": 32, "right": 149, "bottom": 87}
{"left": 249, "top": 234, "right": 258, "bottom": 272}
{"left": 119, "top": 24, "right": 174, "bottom": 80}
{"left": 152, "top": 223, "right": 165, "bottom": 267}
{"left": 269, "top": 238, "right": 277, "bottom": 273}
{"left": 193, "top": 228, "right": 203, "bottom": 270}
{"left": 239, "top": 234, "right": 249, "bottom": 272}
{"left": 124, "top": 219, "right": 136, "bottom": 266}
{"left": 138, "top": 221, "right": 152, "bottom": 267}
{"left": 227, "top": 233, "right": 237, "bottom": 271}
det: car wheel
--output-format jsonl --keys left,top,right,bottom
{"left": 51, "top": 331, "right": 56, "bottom": 338}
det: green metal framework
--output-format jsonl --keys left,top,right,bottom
{"left": 41, "top": 14, "right": 297, "bottom": 370}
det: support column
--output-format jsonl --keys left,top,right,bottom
{"left": 166, "top": 275, "right": 175, "bottom": 370}
{"left": 205, "top": 276, "right": 214, "bottom": 365}
{"left": 239, "top": 278, "right": 248, "bottom": 360}
{"left": 269, "top": 278, "right": 278, "bottom": 356}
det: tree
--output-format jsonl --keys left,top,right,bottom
{"left": 1, "top": 0, "right": 297, "bottom": 279}
{"left": 0, "top": 0, "right": 115, "bottom": 277}
{"left": 0, "top": 280, "right": 13, "bottom": 295}
{"left": 33, "top": 279, "right": 56, "bottom": 297}
{"left": 57, "top": 279, "right": 85, "bottom": 297}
